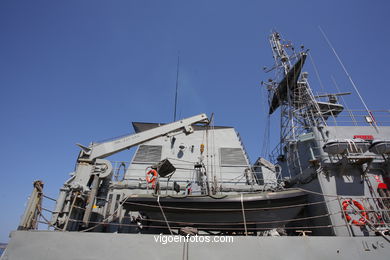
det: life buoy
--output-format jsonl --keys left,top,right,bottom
{"left": 146, "top": 169, "right": 158, "bottom": 188}
{"left": 342, "top": 199, "right": 368, "bottom": 226}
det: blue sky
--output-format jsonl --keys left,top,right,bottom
{"left": 1, "top": 0, "right": 389, "bottom": 242}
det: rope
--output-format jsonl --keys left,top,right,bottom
{"left": 157, "top": 195, "right": 173, "bottom": 235}
{"left": 297, "top": 187, "right": 390, "bottom": 199}
{"left": 36, "top": 207, "right": 63, "bottom": 231}
{"left": 41, "top": 207, "right": 54, "bottom": 213}
{"left": 46, "top": 209, "right": 345, "bottom": 228}
{"left": 120, "top": 211, "right": 342, "bottom": 226}
{"left": 80, "top": 195, "right": 129, "bottom": 232}
{"left": 42, "top": 195, "right": 57, "bottom": 202}
{"left": 294, "top": 187, "right": 338, "bottom": 198}
{"left": 240, "top": 194, "right": 248, "bottom": 236}
{"left": 37, "top": 190, "right": 390, "bottom": 233}
{"left": 56, "top": 217, "right": 390, "bottom": 231}
{"left": 65, "top": 218, "right": 347, "bottom": 231}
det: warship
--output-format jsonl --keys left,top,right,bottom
{"left": 2, "top": 32, "right": 390, "bottom": 259}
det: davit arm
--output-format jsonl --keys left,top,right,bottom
{"left": 52, "top": 113, "right": 209, "bottom": 228}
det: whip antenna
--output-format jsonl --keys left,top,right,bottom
{"left": 173, "top": 54, "right": 180, "bottom": 121}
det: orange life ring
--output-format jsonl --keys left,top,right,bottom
{"left": 342, "top": 199, "right": 368, "bottom": 226}
{"left": 146, "top": 169, "right": 158, "bottom": 187}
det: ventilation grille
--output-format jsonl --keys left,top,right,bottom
{"left": 220, "top": 148, "right": 247, "bottom": 166}
{"left": 133, "top": 145, "right": 162, "bottom": 163}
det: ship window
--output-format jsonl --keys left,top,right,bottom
{"left": 220, "top": 148, "right": 247, "bottom": 166}
{"left": 133, "top": 145, "right": 162, "bottom": 163}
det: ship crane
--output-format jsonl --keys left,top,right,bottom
{"left": 49, "top": 113, "right": 210, "bottom": 228}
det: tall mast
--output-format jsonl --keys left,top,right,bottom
{"left": 265, "top": 32, "right": 325, "bottom": 164}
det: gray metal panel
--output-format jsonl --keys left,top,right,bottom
{"left": 133, "top": 145, "right": 162, "bottom": 163}
{"left": 220, "top": 148, "right": 247, "bottom": 166}
{"left": 2, "top": 231, "right": 390, "bottom": 260}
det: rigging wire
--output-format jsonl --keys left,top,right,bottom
{"left": 318, "top": 26, "right": 378, "bottom": 131}
{"left": 308, "top": 52, "right": 325, "bottom": 93}
{"left": 37, "top": 190, "right": 390, "bottom": 234}
{"left": 62, "top": 218, "right": 350, "bottom": 231}
{"left": 330, "top": 75, "right": 358, "bottom": 126}
{"left": 80, "top": 195, "right": 129, "bottom": 232}
{"left": 260, "top": 84, "right": 271, "bottom": 158}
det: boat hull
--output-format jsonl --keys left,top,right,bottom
{"left": 123, "top": 189, "right": 307, "bottom": 231}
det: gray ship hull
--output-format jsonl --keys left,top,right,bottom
{"left": 2, "top": 230, "right": 389, "bottom": 260}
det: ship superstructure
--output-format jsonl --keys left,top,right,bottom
{"left": 2, "top": 32, "right": 390, "bottom": 260}
{"left": 14, "top": 111, "right": 301, "bottom": 236}
{"left": 263, "top": 31, "right": 390, "bottom": 238}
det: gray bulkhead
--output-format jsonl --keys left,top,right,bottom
{"left": 2, "top": 230, "right": 390, "bottom": 260}
{"left": 124, "top": 124, "right": 251, "bottom": 187}
{"left": 103, "top": 124, "right": 258, "bottom": 225}
{"left": 278, "top": 125, "right": 390, "bottom": 236}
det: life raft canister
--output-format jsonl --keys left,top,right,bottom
{"left": 342, "top": 199, "right": 368, "bottom": 226}
{"left": 146, "top": 169, "right": 158, "bottom": 188}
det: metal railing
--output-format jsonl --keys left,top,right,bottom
{"left": 326, "top": 109, "right": 390, "bottom": 126}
